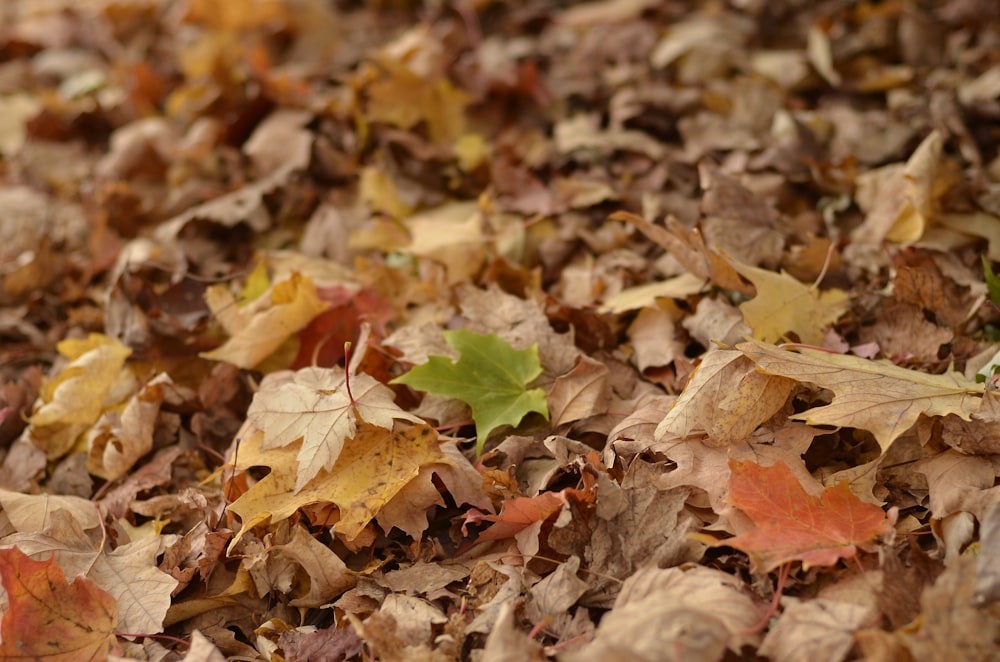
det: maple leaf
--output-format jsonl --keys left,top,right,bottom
{"left": 726, "top": 256, "right": 849, "bottom": 345}
{"left": 0, "top": 547, "right": 118, "bottom": 661}
{"left": 245, "top": 366, "right": 422, "bottom": 490}
{"left": 391, "top": 329, "right": 549, "bottom": 453}
{"left": 228, "top": 422, "right": 464, "bottom": 546}
{"left": 27, "top": 333, "right": 135, "bottom": 459}
{"left": 707, "top": 460, "right": 891, "bottom": 572}
{"left": 738, "top": 339, "right": 983, "bottom": 451}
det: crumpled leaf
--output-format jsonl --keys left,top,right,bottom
{"left": 200, "top": 271, "right": 331, "bottom": 370}
{"left": 87, "top": 373, "right": 172, "bottom": 481}
{"left": 243, "top": 366, "right": 422, "bottom": 490}
{"left": 0, "top": 547, "right": 118, "bottom": 662}
{"left": 27, "top": 333, "right": 134, "bottom": 459}
{"left": 703, "top": 459, "right": 891, "bottom": 572}
{"left": 655, "top": 347, "right": 796, "bottom": 444}
{"left": 738, "top": 338, "right": 983, "bottom": 451}
{"left": 392, "top": 329, "right": 549, "bottom": 454}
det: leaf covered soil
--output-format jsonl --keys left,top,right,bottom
{"left": 2, "top": 0, "right": 1000, "bottom": 659}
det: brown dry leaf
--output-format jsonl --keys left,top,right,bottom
{"left": 547, "top": 354, "right": 610, "bottom": 427}
{"left": 242, "top": 365, "right": 421, "bottom": 489}
{"left": 759, "top": 597, "right": 874, "bottom": 662}
{"left": 727, "top": 256, "right": 849, "bottom": 345}
{"left": 402, "top": 201, "right": 486, "bottom": 284}
{"left": 739, "top": 339, "right": 983, "bottom": 452}
{"left": 655, "top": 347, "right": 797, "bottom": 444}
{"left": 564, "top": 565, "right": 760, "bottom": 661}
{"left": 271, "top": 524, "right": 357, "bottom": 608}
{"left": 852, "top": 130, "right": 947, "bottom": 246}
{"left": 86, "top": 372, "right": 171, "bottom": 481}
{"left": 201, "top": 272, "right": 331, "bottom": 370}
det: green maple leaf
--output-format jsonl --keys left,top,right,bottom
{"left": 391, "top": 329, "right": 549, "bottom": 454}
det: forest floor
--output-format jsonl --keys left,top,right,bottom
{"left": 2, "top": 0, "right": 1000, "bottom": 660}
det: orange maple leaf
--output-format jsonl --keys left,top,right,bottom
{"left": 712, "top": 460, "right": 891, "bottom": 572}
{"left": 0, "top": 547, "right": 119, "bottom": 661}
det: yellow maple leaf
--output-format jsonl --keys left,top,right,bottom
{"left": 727, "top": 257, "right": 848, "bottom": 345}
{"left": 28, "top": 334, "right": 135, "bottom": 459}
{"left": 738, "top": 339, "right": 983, "bottom": 452}
{"left": 655, "top": 348, "right": 796, "bottom": 444}
{"left": 228, "top": 422, "right": 450, "bottom": 548}
{"left": 200, "top": 271, "right": 330, "bottom": 370}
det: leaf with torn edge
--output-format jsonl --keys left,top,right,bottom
{"left": 727, "top": 256, "right": 849, "bottom": 345}
{"left": 738, "top": 339, "right": 983, "bottom": 451}
{"left": 701, "top": 459, "right": 890, "bottom": 572}
{"left": 391, "top": 329, "right": 549, "bottom": 454}
{"left": 244, "top": 366, "right": 422, "bottom": 490}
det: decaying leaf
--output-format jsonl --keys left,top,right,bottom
{"left": 739, "top": 339, "right": 983, "bottom": 451}
{"left": 655, "top": 347, "right": 796, "bottom": 444}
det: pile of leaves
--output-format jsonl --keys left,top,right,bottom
{"left": 2, "top": 0, "right": 1000, "bottom": 659}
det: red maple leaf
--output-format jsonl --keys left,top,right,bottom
{"left": 718, "top": 460, "right": 891, "bottom": 572}
{"left": 0, "top": 547, "right": 119, "bottom": 661}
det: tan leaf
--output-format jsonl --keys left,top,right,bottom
{"left": 87, "top": 373, "right": 171, "bottom": 481}
{"left": 655, "top": 348, "right": 797, "bottom": 444}
{"left": 272, "top": 524, "right": 356, "bottom": 608}
{"left": 547, "top": 355, "right": 610, "bottom": 426}
{"left": 738, "top": 339, "right": 983, "bottom": 451}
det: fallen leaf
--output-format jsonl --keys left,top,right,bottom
{"left": 201, "top": 272, "right": 331, "bottom": 370}
{"left": 229, "top": 422, "right": 452, "bottom": 546}
{"left": 655, "top": 348, "right": 797, "bottom": 444}
{"left": 392, "top": 329, "right": 549, "bottom": 453}
{"left": 727, "top": 257, "right": 849, "bottom": 345}
{"left": 738, "top": 338, "right": 983, "bottom": 451}
{"left": 244, "top": 365, "right": 421, "bottom": 490}
{"left": 708, "top": 459, "right": 891, "bottom": 572}
{"left": 0, "top": 547, "right": 118, "bottom": 662}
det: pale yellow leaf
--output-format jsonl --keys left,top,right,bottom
{"left": 655, "top": 348, "right": 796, "bottom": 444}
{"left": 728, "top": 258, "right": 848, "bottom": 345}
{"left": 200, "top": 272, "right": 330, "bottom": 369}
{"left": 738, "top": 339, "right": 983, "bottom": 451}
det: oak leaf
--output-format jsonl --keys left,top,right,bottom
{"left": 655, "top": 348, "right": 796, "bottom": 444}
{"left": 0, "top": 547, "right": 118, "bottom": 662}
{"left": 738, "top": 339, "right": 983, "bottom": 451}
{"left": 391, "top": 329, "right": 549, "bottom": 454}
{"left": 707, "top": 460, "right": 891, "bottom": 572}
{"left": 244, "top": 366, "right": 422, "bottom": 490}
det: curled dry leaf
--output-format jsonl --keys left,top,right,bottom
{"left": 738, "top": 339, "right": 983, "bottom": 451}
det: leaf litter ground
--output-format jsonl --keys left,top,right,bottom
{"left": 2, "top": 1, "right": 1000, "bottom": 660}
